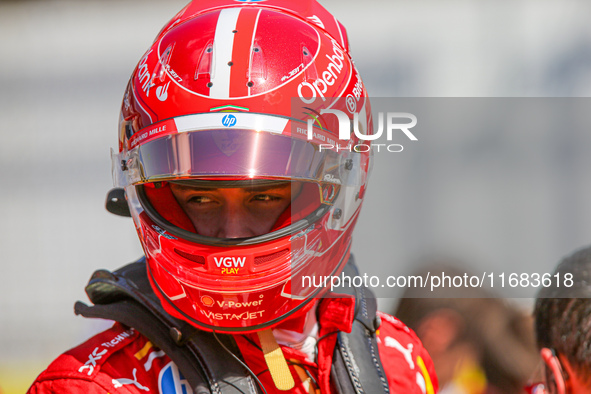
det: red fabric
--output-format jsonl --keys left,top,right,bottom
{"left": 316, "top": 295, "right": 356, "bottom": 393}
{"left": 376, "top": 312, "right": 439, "bottom": 394}
{"left": 233, "top": 334, "right": 321, "bottom": 394}
{"left": 317, "top": 295, "right": 356, "bottom": 333}
{"left": 29, "top": 312, "right": 438, "bottom": 394}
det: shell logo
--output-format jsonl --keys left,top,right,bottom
{"left": 201, "top": 295, "right": 215, "bottom": 307}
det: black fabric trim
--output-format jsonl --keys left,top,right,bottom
{"left": 327, "top": 257, "right": 390, "bottom": 394}
{"left": 75, "top": 258, "right": 262, "bottom": 394}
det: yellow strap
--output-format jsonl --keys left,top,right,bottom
{"left": 257, "top": 329, "right": 295, "bottom": 391}
{"left": 134, "top": 341, "right": 153, "bottom": 360}
{"left": 417, "top": 355, "right": 435, "bottom": 394}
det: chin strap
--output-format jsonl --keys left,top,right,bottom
{"left": 257, "top": 329, "right": 296, "bottom": 391}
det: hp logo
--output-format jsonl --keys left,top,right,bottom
{"left": 222, "top": 114, "right": 237, "bottom": 127}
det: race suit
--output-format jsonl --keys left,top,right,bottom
{"left": 28, "top": 297, "right": 438, "bottom": 394}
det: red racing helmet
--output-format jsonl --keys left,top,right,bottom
{"left": 112, "top": 0, "right": 374, "bottom": 333}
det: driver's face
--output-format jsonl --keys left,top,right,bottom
{"left": 170, "top": 182, "right": 301, "bottom": 238}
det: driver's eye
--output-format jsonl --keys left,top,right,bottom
{"left": 252, "top": 194, "right": 280, "bottom": 202}
{"left": 188, "top": 195, "right": 214, "bottom": 204}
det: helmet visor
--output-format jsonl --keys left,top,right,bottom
{"left": 113, "top": 127, "right": 362, "bottom": 199}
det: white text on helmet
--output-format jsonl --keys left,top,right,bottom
{"left": 214, "top": 256, "right": 246, "bottom": 268}
{"left": 216, "top": 299, "right": 263, "bottom": 308}
{"left": 297, "top": 39, "right": 346, "bottom": 104}
{"left": 200, "top": 310, "right": 264, "bottom": 321}
{"left": 137, "top": 50, "right": 155, "bottom": 96}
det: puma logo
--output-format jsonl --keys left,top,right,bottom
{"left": 384, "top": 336, "right": 414, "bottom": 369}
{"left": 112, "top": 368, "right": 150, "bottom": 391}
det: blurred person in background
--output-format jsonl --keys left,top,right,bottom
{"left": 530, "top": 245, "right": 591, "bottom": 394}
{"left": 27, "top": 1, "right": 438, "bottom": 393}
{"left": 395, "top": 263, "right": 539, "bottom": 394}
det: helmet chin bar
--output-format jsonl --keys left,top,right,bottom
{"left": 146, "top": 241, "right": 351, "bottom": 333}
{"left": 136, "top": 184, "right": 331, "bottom": 247}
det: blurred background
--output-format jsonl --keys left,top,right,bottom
{"left": 2, "top": 0, "right": 591, "bottom": 392}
